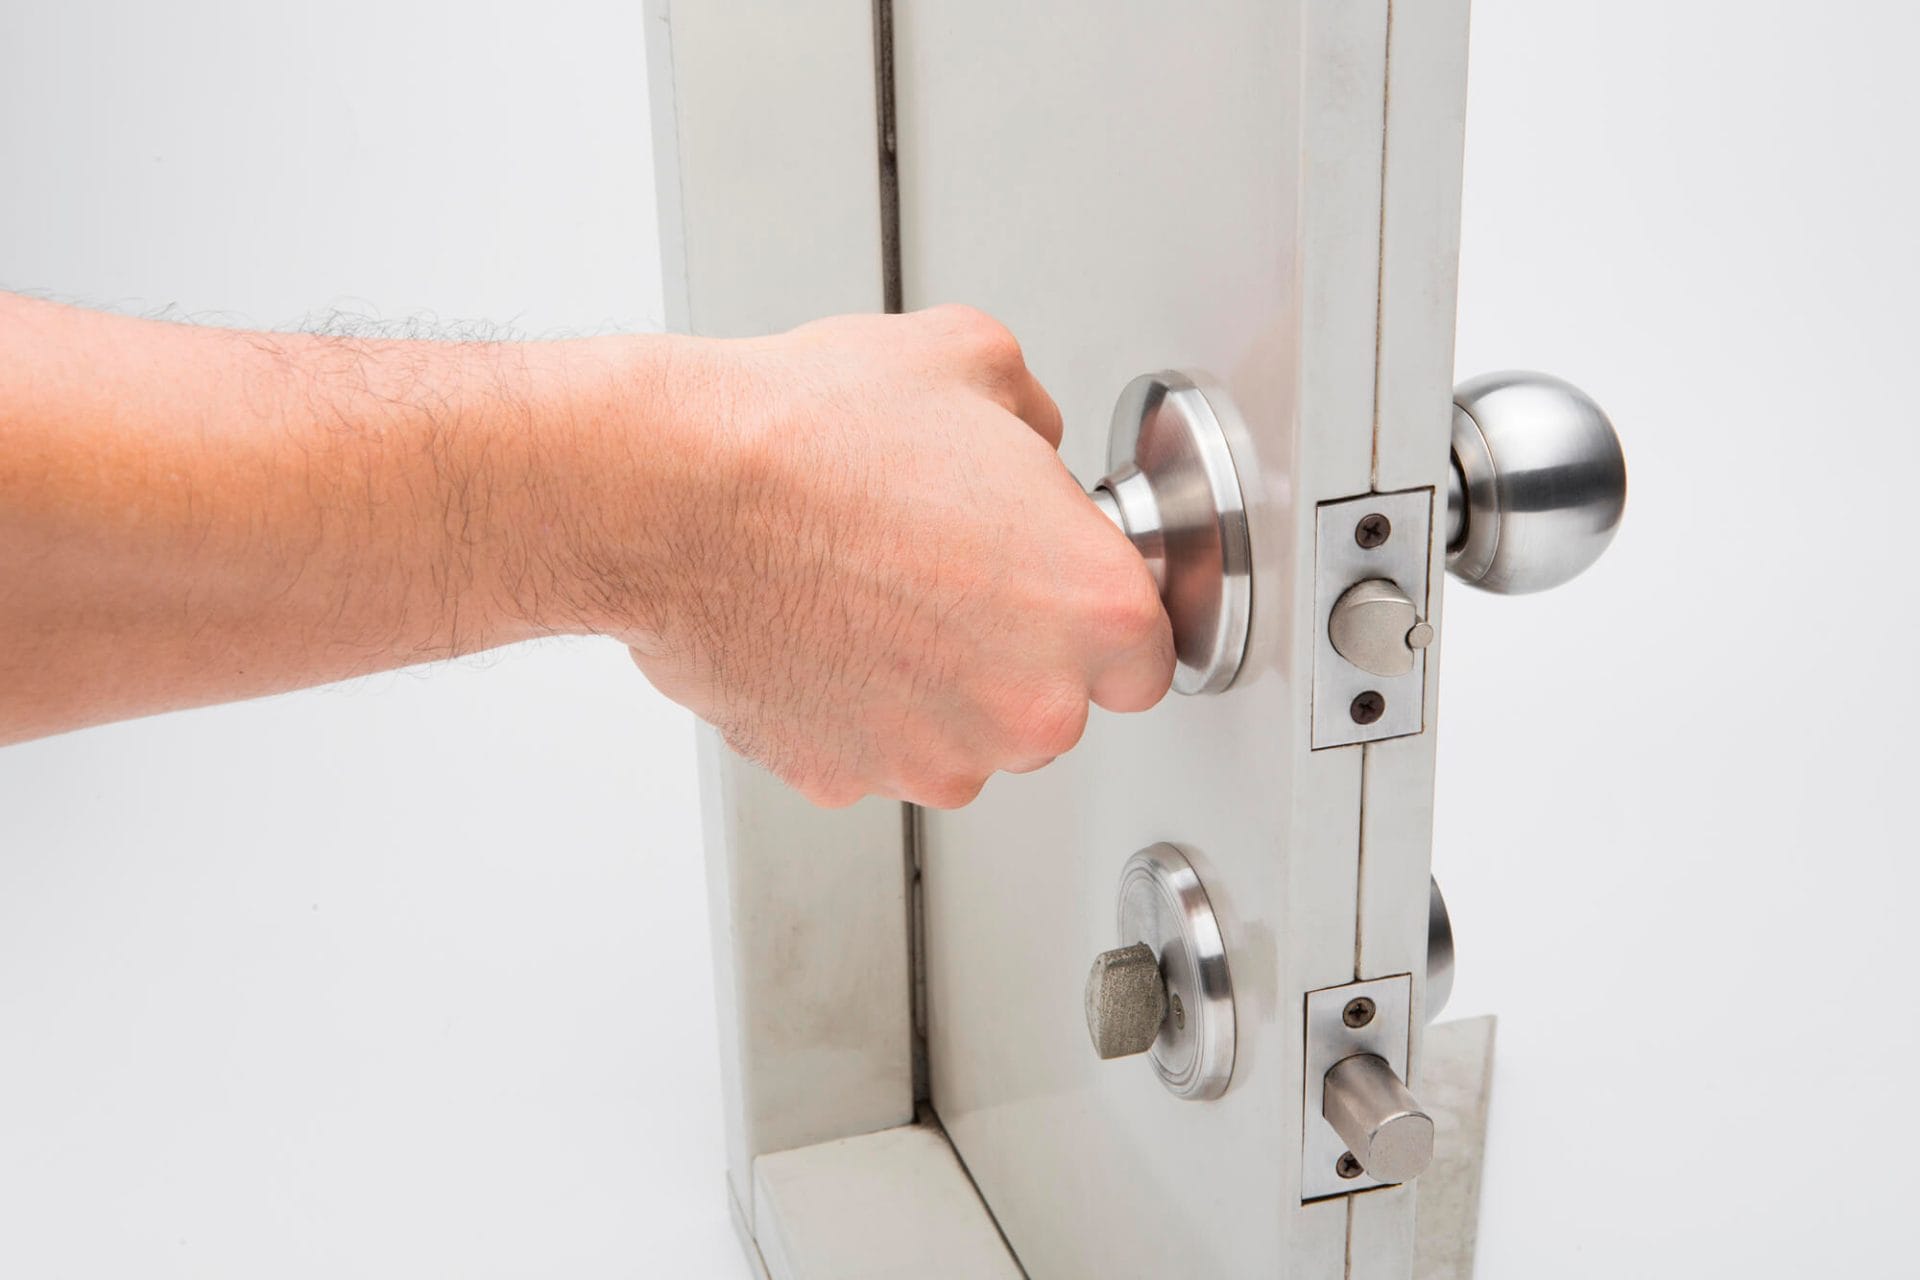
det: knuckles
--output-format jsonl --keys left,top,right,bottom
{"left": 919, "top": 303, "right": 1026, "bottom": 376}
{"left": 1004, "top": 685, "right": 1090, "bottom": 759}
{"left": 1086, "top": 556, "right": 1169, "bottom": 650}
{"left": 793, "top": 772, "right": 867, "bottom": 810}
{"left": 909, "top": 770, "right": 990, "bottom": 811}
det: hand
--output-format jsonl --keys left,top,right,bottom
{"left": 592, "top": 306, "right": 1175, "bottom": 808}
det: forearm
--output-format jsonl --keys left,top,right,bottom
{"left": 0, "top": 297, "right": 1170, "bottom": 806}
{"left": 0, "top": 295, "right": 692, "bottom": 742}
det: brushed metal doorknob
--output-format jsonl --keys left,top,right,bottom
{"left": 1446, "top": 371, "right": 1627, "bottom": 594}
{"left": 1322, "top": 1053, "right": 1435, "bottom": 1184}
{"left": 1090, "top": 372, "right": 1251, "bottom": 695}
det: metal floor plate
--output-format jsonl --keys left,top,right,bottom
{"left": 1414, "top": 1016, "right": 1498, "bottom": 1280}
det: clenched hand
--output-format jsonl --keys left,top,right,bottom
{"left": 590, "top": 307, "right": 1175, "bottom": 807}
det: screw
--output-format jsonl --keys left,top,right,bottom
{"left": 1171, "top": 993, "right": 1186, "bottom": 1031}
{"left": 1336, "top": 1152, "right": 1365, "bottom": 1180}
{"left": 1354, "top": 514, "right": 1391, "bottom": 549}
{"left": 1350, "top": 691, "right": 1385, "bottom": 725}
{"left": 1342, "top": 996, "right": 1376, "bottom": 1028}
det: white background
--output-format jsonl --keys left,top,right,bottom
{"left": 1441, "top": 1, "right": 1920, "bottom": 1275}
{"left": 0, "top": 2, "right": 746, "bottom": 1276}
{"left": 0, "top": 1, "right": 1913, "bottom": 1277}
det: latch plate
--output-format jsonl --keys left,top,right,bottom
{"left": 1312, "top": 489, "right": 1435, "bottom": 747}
{"left": 1301, "top": 974, "right": 1413, "bottom": 1201}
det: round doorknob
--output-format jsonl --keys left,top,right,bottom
{"left": 1090, "top": 372, "right": 1252, "bottom": 696}
{"left": 1446, "top": 371, "right": 1627, "bottom": 595}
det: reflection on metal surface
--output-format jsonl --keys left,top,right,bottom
{"left": 1445, "top": 456, "right": 1467, "bottom": 550}
{"left": 1447, "top": 371, "right": 1627, "bottom": 595}
{"left": 1091, "top": 372, "right": 1252, "bottom": 696}
{"left": 1427, "top": 876, "right": 1455, "bottom": 1021}
{"left": 1095, "top": 843, "right": 1235, "bottom": 1101}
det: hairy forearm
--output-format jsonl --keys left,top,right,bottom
{"left": 0, "top": 296, "right": 1170, "bottom": 807}
{"left": 0, "top": 295, "right": 693, "bottom": 742}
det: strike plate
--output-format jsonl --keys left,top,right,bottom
{"left": 1312, "top": 489, "right": 1434, "bottom": 747}
{"left": 1302, "top": 974, "right": 1413, "bottom": 1201}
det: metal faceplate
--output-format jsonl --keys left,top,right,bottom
{"left": 1302, "top": 974, "right": 1414, "bottom": 1200}
{"left": 1313, "top": 489, "right": 1436, "bottom": 747}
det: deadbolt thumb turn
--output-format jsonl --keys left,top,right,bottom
{"left": 1083, "top": 844, "right": 1235, "bottom": 1101}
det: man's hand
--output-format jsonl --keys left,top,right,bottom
{"left": 597, "top": 307, "right": 1173, "bottom": 807}
{"left": 0, "top": 296, "right": 1173, "bottom": 806}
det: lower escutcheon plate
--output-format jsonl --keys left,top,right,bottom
{"left": 1116, "top": 843, "right": 1235, "bottom": 1100}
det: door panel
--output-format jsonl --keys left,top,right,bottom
{"left": 895, "top": 3, "right": 1462, "bottom": 1275}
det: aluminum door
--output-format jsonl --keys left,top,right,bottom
{"left": 896, "top": 5, "right": 1469, "bottom": 1276}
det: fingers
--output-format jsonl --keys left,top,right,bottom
{"left": 1084, "top": 556, "right": 1177, "bottom": 714}
{"left": 1089, "top": 628, "right": 1176, "bottom": 713}
{"left": 917, "top": 304, "right": 1170, "bottom": 711}
{"left": 646, "top": 305, "right": 1172, "bottom": 816}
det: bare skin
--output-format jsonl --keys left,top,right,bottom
{"left": 0, "top": 294, "right": 1173, "bottom": 807}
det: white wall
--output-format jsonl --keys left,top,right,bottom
{"left": 1440, "top": 1, "right": 1920, "bottom": 1274}
{"left": 0, "top": 3, "right": 750, "bottom": 1276}
{"left": 3, "top": 1, "right": 1914, "bottom": 1277}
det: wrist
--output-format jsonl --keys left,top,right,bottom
{"left": 486, "top": 330, "right": 740, "bottom": 645}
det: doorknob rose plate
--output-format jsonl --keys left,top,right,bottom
{"left": 1095, "top": 372, "right": 1252, "bottom": 695}
{"left": 1096, "top": 843, "right": 1235, "bottom": 1100}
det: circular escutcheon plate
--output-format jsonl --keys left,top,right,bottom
{"left": 1116, "top": 843, "right": 1235, "bottom": 1100}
